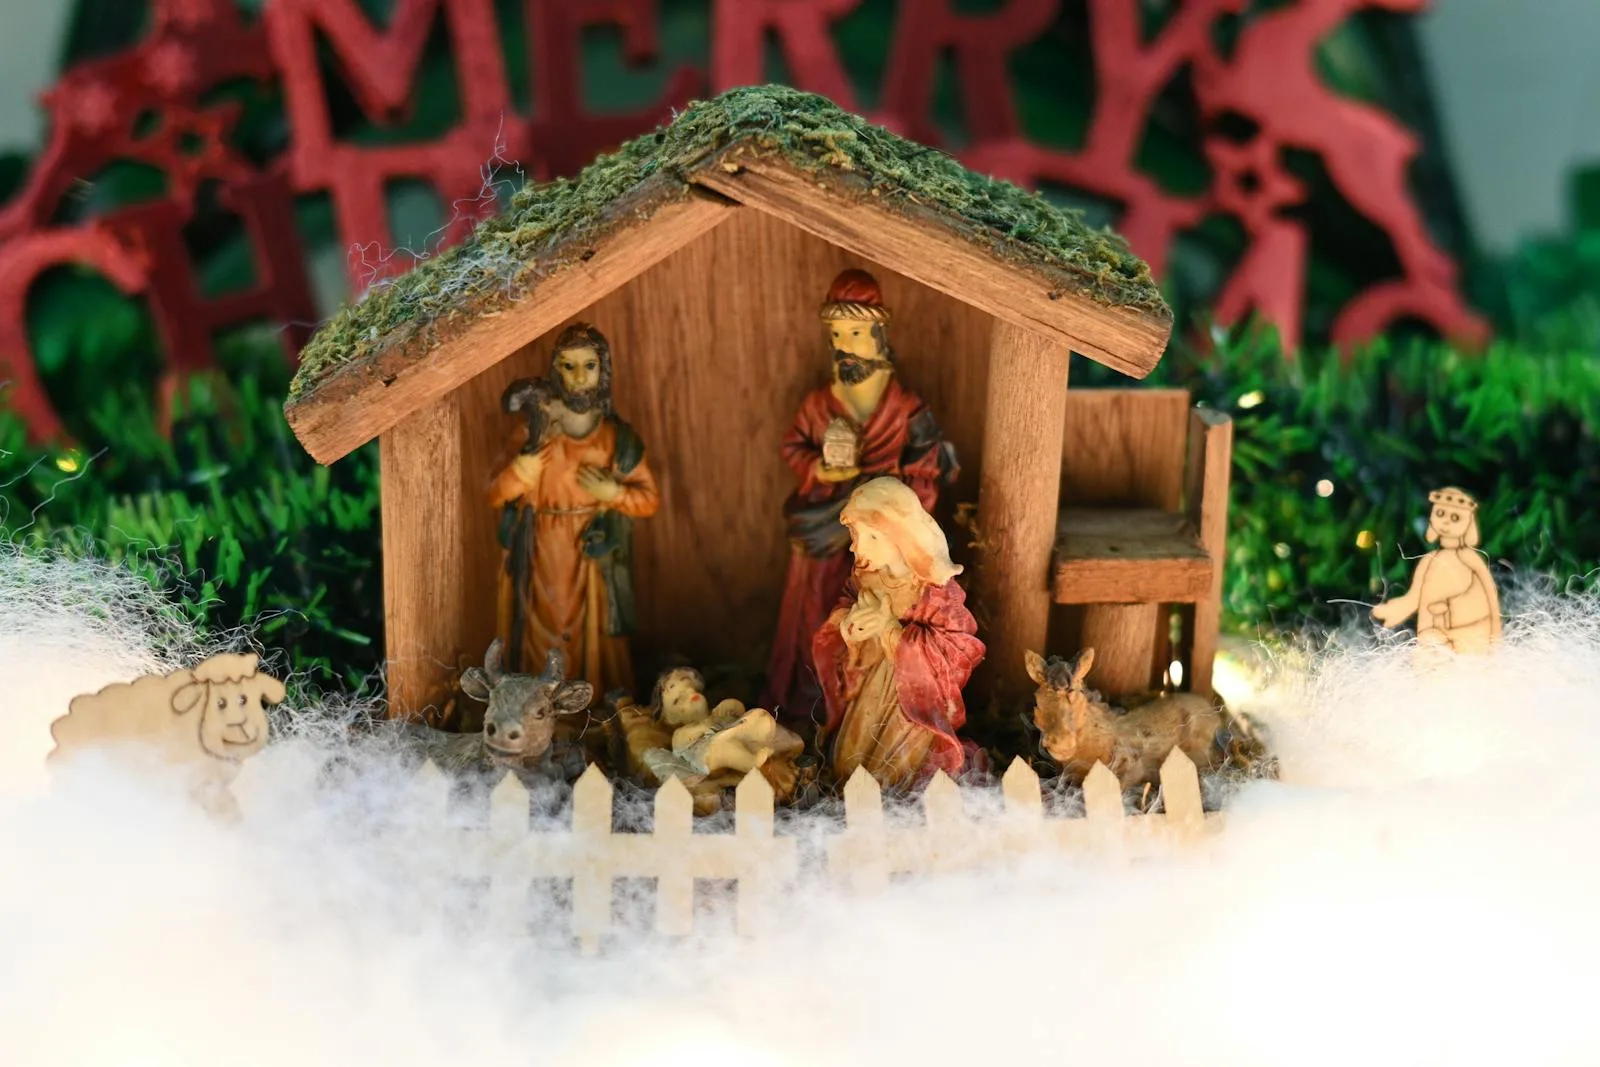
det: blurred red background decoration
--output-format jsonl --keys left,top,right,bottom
{"left": 0, "top": 0, "right": 1488, "bottom": 443}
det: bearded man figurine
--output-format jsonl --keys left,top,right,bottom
{"left": 488, "top": 322, "right": 661, "bottom": 698}
{"left": 761, "top": 269, "right": 958, "bottom": 724}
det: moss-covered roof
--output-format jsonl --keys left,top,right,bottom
{"left": 289, "top": 84, "right": 1169, "bottom": 402}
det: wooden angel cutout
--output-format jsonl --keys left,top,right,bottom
{"left": 1372, "top": 486, "right": 1502, "bottom": 654}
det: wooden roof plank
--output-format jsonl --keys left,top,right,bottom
{"left": 283, "top": 192, "right": 740, "bottom": 464}
{"left": 689, "top": 156, "right": 1171, "bottom": 376}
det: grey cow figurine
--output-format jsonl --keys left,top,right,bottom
{"left": 402, "top": 639, "right": 595, "bottom": 783}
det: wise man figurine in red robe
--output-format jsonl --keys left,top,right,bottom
{"left": 762, "top": 268, "right": 958, "bottom": 724}
{"left": 813, "top": 477, "right": 984, "bottom": 791}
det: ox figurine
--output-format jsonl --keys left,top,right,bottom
{"left": 403, "top": 639, "right": 594, "bottom": 783}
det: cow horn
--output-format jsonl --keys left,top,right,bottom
{"left": 541, "top": 647, "right": 567, "bottom": 682}
{"left": 484, "top": 639, "right": 505, "bottom": 684}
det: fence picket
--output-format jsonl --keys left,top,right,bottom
{"left": 999, "top": 758, "right": 1044, "bottom": 857}
{"left": 733, "top": 771, "right": 789, "bottom": 937}
{"left": 571, "top": 764, "right": 614, "bottom": 955}
{"left": 1001, "top": 758, "right": 1043, "bottom": 820}
{"left": 1159, "top": 748, "right": 1204, "bottom": 834}
{"left": 921, "top": 770, "right": 978, "bottom": 872}
{"left": 830, "top": 767, "right": 889, "bottom": 894}
{"left": 1083, "top": 762, "right": 1124, "bottom": 822}
{"left": 652, "top": 777, "right": 696, "bottom": 937}
{"left": 485, "top": 771, "right": 532, "bottom": 937}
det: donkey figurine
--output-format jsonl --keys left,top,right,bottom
{"left": 1026, "top": 647, "right": 1223, "bottom": 789}
{"left": 403, "top": 639, "right": 594, "bottom": 781}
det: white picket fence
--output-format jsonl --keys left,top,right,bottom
{"left": 238, "top": 750, "right": 1219, "bottom": 954}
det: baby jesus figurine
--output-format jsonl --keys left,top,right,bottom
{"left": 813, "top": 476, "right": 985, "bottom": 792}
{"left": 638, "top": 667, "right": 805, "bottom": 814}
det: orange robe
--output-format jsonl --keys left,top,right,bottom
{"left": 489, "top": 419, "right": 660, "bottom": 698}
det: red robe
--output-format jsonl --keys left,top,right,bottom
{"left": 761, "top": 377, "right": 956, "bottom": 722}
{"left": 812, "top": 574, "right": 985, "bottom": 786}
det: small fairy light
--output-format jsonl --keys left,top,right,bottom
{"left": 1355, "top": 529, "right": 1376, "bottom": 550}
{"left": 1237, "top": 389, "right": 1265, "bottom": 409}
{"left": 54, "top": 451, "right": 80, "bottom": 473}
{"left": 1315, "top": 478, "right": 1334, "bottom": 497}
{"left": 1168, "top": 659, "right": 1185, "bottom": 688}
{"left": 1273, "top": 542, "right": 1291, "bottom": 559}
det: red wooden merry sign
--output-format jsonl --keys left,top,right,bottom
{"left": 0, "top": 0, "right": 1487, "bottom": 444}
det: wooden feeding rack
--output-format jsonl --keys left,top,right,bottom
{"left": 1048, "top": 389, "right": 1233, "bottom": 702}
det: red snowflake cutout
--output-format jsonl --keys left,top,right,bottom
{"left": 0, "top": 0, "right": 1493, "bottom": 446}
{"left": 61, "top": 81, "right": 119, "bottom": 135}
{"left": 0, "top": 2, "right": 312, "bottom": 443}
{"left": 143, "top": 40, "right": 198, "bottom": 95}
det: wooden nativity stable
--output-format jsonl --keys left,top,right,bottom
{"left": 283, "top": 85, "right": 1234, "bottom": 725}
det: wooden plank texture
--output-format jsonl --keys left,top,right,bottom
{"left": 1053, "top": 508, "right": 1212, "bottom": 604}
{"left": 1059, "top": 389, "right": 1192, "bottom": 507}
{"left": 1079, "top": 603, "right": 1162, "bottom": 699}
{"left": 1182, "top": 408, "right": 1234, "bottom": 699}
{"left": 380, "top": 392, "right": 464, "bottom": 722}
{"left": 970, "top": 319, "right": 1070, "bottom": 705}
{"left": 286, "top": 193, "right": 740, "bottom": 464}
{"left": 1054, "top": 389, "right": 1192, "bottom": 697}
{"left": 692, "top": 157, "right": 1171, "bottom": 377}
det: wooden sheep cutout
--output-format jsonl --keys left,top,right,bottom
{"left": 1372, "top": 486, "right": 1502, "bottom": 655}
{"left": 48, "top": 652, "right": 284, "bottom": 817}
{"left": 1026, "top": 647, "right": 1223, "bottom": 790}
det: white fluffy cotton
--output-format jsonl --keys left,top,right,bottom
{"left": 2, "top": 550, "right": 1598, "bottom": 1067}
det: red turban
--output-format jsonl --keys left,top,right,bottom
{"left": 819, "top": 268, "right": 891, "bottom": 323}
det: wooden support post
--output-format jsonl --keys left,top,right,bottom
{"left": 972, "top": 320, "right": 1070, "bottom": 708}
{"left": 380, "top": 392, "right": 465, "bottom": 723}
{"left": 1080, "top": 603, "right": 1161, "bottom": 698}
{"left": 1182, "top": 408, "right": 1234, "bottom": 699}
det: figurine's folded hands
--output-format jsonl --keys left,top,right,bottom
{"left": 841, "top": 588, "right": 897, "bottom": 642}
{"left": 576, "top": 464, "right": 624, "bottom": 503}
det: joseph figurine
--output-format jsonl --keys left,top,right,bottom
{"left": 488, "top": 322, "right": 661, "bottom": 698}
{"left": 761, "top": 269, "right": 958, "bottom": 723}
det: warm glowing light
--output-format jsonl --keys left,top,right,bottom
{"left": 1168, "top": 659, "right": 1185, "bottom": 688}
{"left": 1209, "top": 650, "right": 1259, "bottom": 708}
{"left": 1237, "top": 389, "right": 1265, "bottom": 409}
{"left": 1316, "top": 479, "right": 1334, "bottom": 497}
{"left": 1273, "top": 542, "right": 1291, "bottom": 559}
{"left": 1355, "top": 529, "right": 1375, "bottom": 550}
{"left": 55, "top": 453, "right": 80, "bottom": 473}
